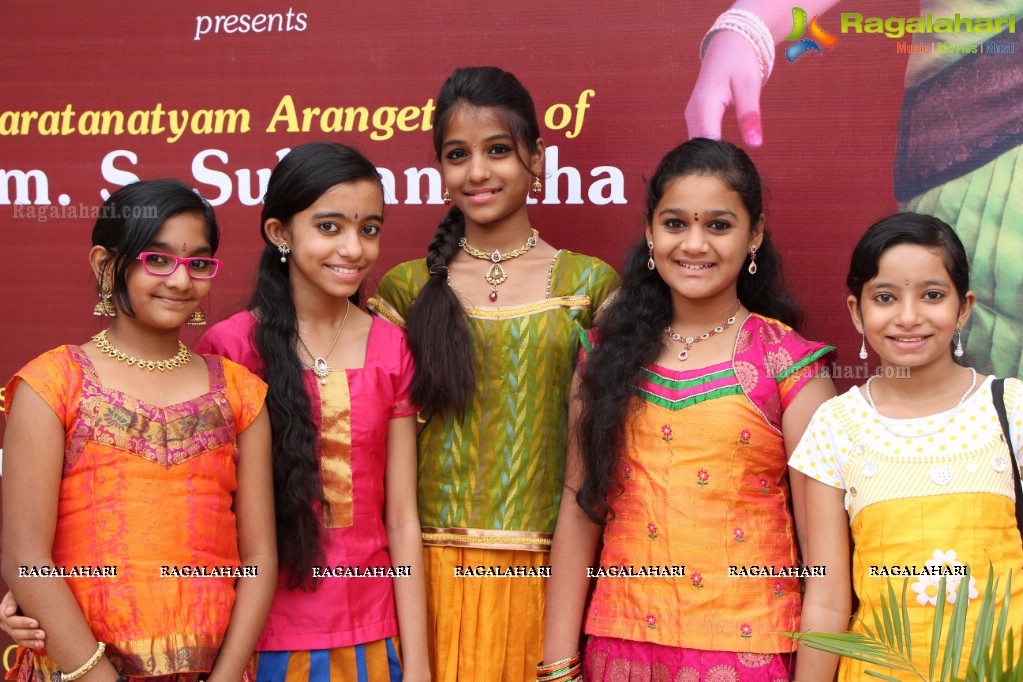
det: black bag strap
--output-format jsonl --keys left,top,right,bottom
{"left": 991, "top": 378, "right": 1023, "bottom": 539}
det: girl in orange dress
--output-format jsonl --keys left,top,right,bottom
{"left": 542, "top": 139, "right": 835, "bottom": 682}
{"left": 1, "top": 180, "right": 276, "bottom": 682}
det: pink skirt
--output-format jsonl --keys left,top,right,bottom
{"left": 584, "top": 636, "right": 794, "bottom": 682}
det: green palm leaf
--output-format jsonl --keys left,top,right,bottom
{"left": 787, "top": 563, "right": 1020, "bottom": 682}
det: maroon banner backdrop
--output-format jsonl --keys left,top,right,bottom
{"left": 1, "top": 0, "right": 977, "bottom": 657}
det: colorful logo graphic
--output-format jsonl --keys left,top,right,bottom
{"left": 785, "top": 7, "right": 839, "bottom": 61}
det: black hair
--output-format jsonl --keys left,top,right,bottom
{"left": 846, "top": 212, "right": 970, "bottom": 302}
{"left": 249, "top": 142, "right": 382, "bottom": 588}
{"left": 92, "top": 179, "right": 218, "bottom": 315}
{"left": 405, "top": 66, "right": 542, "bottom": 418}
{"left": 575, "top": 138, "right": 802, "bottom": 523}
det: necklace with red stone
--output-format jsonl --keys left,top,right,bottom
{"left": 664, "top": 305, "right": 742, "bottom": 362}
{"left": 458, "top": 228, "right": 539, "bottom": 302}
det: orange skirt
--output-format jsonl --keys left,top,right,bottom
{"left": 424, "top": 546, "right": 547, "bottom": 682}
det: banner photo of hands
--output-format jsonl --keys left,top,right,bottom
{"left": 3, "top": 0, "right": 1017, "bottom": 656}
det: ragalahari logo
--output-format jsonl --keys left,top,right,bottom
{"left": 785, "top": 7, "right": 839, "bottom": 61}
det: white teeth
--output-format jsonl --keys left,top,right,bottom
{"left": 328, "top": 266, "right": 358, "bottom": 274}
{"left": 894, "top": 337, "right": 925, "bottom": 342}
{"left": 680, "top": 263, "right": 713, "bottom": 270}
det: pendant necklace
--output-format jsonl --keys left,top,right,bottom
{"left": 297, "top": 300, "right": 351, "bottom": 385}
{"left": 458, "top": 228, "right": 539, "bottom": 302}
{"left": 664, "top": 304, "right": 742, "bottom": 362}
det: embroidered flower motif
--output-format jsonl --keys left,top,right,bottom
{"left": 911, "top": 575, "right": 941, "bottom": 606}
{"left": 733, "top": 527, "right": 745, "bottom": 542}
{"left": 924, "top": 549, "right": 963, "bottom": 575}
{"left": 773, "top": 580, "right": 784, "bottom": 596}
{"left": 759, "top": 477, "right": 769, "bottom": 493}
{"left": 591, "top": 606, "right": 598, "bottom": 622}
{"left": 946, "top": 575, "right": 979, "bottom": 604}
{"left": 647, "top": 522, "right": 658, "bottom": 539}
{"left": 623, "top": 464, "right": 632, "bottom": 480}
{"left": 739, "top": 623, "right": 753, "bottom": 638}
{"left": 661, "top": 424, "right": 673, "bottom": 442}
{"left": 691, "top": 572, "right": 704, "bottom": 588}
{"left": 739, "top": 428, "right": 752, "bottom": 444}
{"left": 646, "top": 614, "right": 657, "bottom": 629}
{"left": 697, "top": 469, "right": 710, "bottom": 485}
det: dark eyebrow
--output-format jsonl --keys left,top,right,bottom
{"left": 656, "top": 207, "right": 738, "bottom": 219}
{"left": 311, "top": 211, "right": 384, "bottom": 223}
{"left": 868, "top": 278, "right": 950, "bottom": 291}
{"left": 147, "top": 241, "right": 213, "bottom": 255}
{"left": 441, "top": 133, "right": 515, "bottom": 150}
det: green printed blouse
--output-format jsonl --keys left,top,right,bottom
{"left": 368, "top": 250, "right": 618, "bottom": 551}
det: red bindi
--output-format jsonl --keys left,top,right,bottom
{"left": 181, "top": 243, "right": 187, "bottom": 253}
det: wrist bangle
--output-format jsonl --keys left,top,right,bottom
{"left": 701, "top": 8, "right": 776, "bottom": 84}
{"left": 536, "top": 652, "right": 581, "bottom": 681}
{"left": 55, "top": 642, "right": 106, "bottom": 682}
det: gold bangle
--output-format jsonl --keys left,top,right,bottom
{"left": 58, "top": 642, "right": 105, "bottom": 682}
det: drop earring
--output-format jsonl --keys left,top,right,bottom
{"left": 859, "top": 332, "right": 868, "bottom": 360}
{"left": 187, "top": 308, "right": 207, "bottom": 326}
{"left": 278, "top": 241, "right": 291, "bottom": 263}
{"left": 747, "top": 244, "right": 758, "bottom": 275}
{"left": 954, "top": 325, "right": 964, "bottom": 358}
{"left": 531, "top": 176, "right": 543, "bottom": 197}
{"left": 443, "top": 189, "right": 451, "bottom": 205}
{"left": 647, "top": 241, "right": 655, "bottom": 271}
{"left": 93, "top": 280, "right": 116, "bottom": 317}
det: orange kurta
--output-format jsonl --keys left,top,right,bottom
{"left": 584, "top": 314, "right": 833, "bottom": 653}
{"left": 6, "top": 345, "right": 266, "bottom": 681}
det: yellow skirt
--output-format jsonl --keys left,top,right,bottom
{"left": 425, "top": 546, "right": 547, "bottom": 682}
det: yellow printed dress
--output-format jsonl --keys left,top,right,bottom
{"left": 790, "top": 377, "right": 1023, "bottom": 681}
{"left": 368, "top": 250, "right": 618, "bottom": 682}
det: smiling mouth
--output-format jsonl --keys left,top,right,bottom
{"left": 327, "top": 265, "right": 360, "bottom": 274}
{"left": 678, "top": 262, "right": 714, "bottom": 270}
{"left": 890, "top": 335, "right": 930, "bottom": 342}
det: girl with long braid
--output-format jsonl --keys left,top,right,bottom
{"left": 367, "top": 66, "right": 618, "bottom": 681}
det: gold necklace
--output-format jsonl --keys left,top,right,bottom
{"left": 296, "top": 300, "right": 350, "bottom": 385}
{"left": 93, "top": 330, "right": 192, "bottom": 372}
{"left": 664, "top": 305, "right": 742, "bottom": 362}
{"left": 458, "top": 228, "right": 539, "bottom": 302}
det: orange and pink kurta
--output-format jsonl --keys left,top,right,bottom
{"left": 581, "top": 314, "right": 832, "bottom": 677}
{"left": 5, "top": 345, "right": 267, "bottom": 682}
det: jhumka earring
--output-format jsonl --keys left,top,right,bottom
{"left": 859, "top": 332, "right": 868, "bottom": 360}
{"left": 278, "top": 241, "right": 291, "bottom": 263}
{"left": 647, "top": 241, "right": 655, "bottom": 271}
{"left": 747, "top": 244, "right": 758, "bottom": 275}
{"left": 443, "top": 189, "right": 451, "bottom": 205}
{"left": 954, "top": 325, "right": 964, "bottom": 358}
{"left": 187, "top": 308, "right": 207, "bottom": 326}
{"left": 531, "top": 176, "right": 543, "bottom": 197}
{"left": 93, "top": 280, "right": 116, "bottom": 317}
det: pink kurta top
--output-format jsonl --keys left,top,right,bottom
{"left": 196, "top": 312, "right": 416, "bottom": 650}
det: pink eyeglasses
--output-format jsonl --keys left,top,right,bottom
{"left": 136, "top": 252, "right": 223, "bottom": 279}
